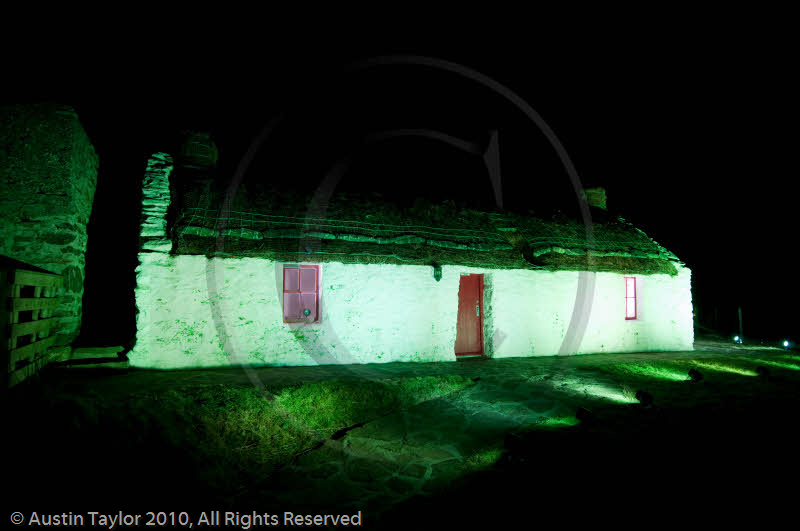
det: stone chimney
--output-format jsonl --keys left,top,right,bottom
{"left": 584, "top": 187, "right": 607, "bottom": 210}
{"left": 176, "top": 131, "right": 218, "bottom": 171}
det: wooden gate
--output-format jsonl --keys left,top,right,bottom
{"left": 2, "top": 258, "right": 63, "bottom": 387}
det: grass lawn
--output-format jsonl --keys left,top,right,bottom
{"left": 7, "top": 344, "right": 800, "bottom": 525}
{"left": 8, "top": 374, "right": 474, "bottom": 507}
{"left": 384, "top": 350, "right": 800, "bottom": 527}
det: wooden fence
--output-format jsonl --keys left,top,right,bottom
{"left": 1, "top": 260, "right": 63, "bottom": 387}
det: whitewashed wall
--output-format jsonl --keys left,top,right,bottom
{"left": 489, "top": 265, "right": 694, "bottom": 359}
{"left": 131, "top": 153, "right": 693, "bottom": 369}
{"left": 129, "top": 255, "right": 694, "bottom": 369}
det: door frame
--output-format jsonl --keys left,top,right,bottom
{"left": 455, "top": 273, "right": 485, "bottom": 358}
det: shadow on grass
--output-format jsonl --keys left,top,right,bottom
{"left": 376, "top": 394, "right": 800, "bottom": 527}
{"left": 374, "top": 358, "right": 800, "bottom": 527}
{"left": 7, "top": 350, "right": 799, "bottom": 523}
{"left": 6, "top": 374, "right": 475, "bottom": 509}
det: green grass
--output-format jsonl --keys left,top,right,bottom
{"left": 173, "top": 375, "right": 475, "bottom": 472}
{"left": 10, "top": 348, "right": 800, "bottom": 511}
{"left": 10, "top": 374, "right": 474, "bottom": 504}
{"left": 743, "top": 357, "right": 800, "bottom": 371}
{"left": 601, "top": 362, "right": 691, "bottom": 382}
{"left": 462, "top": 446, "right": 505, "bottom": 472}
{"left": 38, "top": 375, "right": 471, "bottom": 473}
{"left": 529, "top": 415, "right": 581, "bottom": 428}
{"left": 682, "top": 359, "right": 759, "bottom": 377}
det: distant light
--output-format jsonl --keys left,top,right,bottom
{"left": 783, "top": 340, "right": 790, "bottom": 348}
{"left": 733, "top": 336, "right": 742, "bottom": 344}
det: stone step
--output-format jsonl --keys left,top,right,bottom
{"left": 70, "top": 346, "right": 126, "bottom": 361}
{"left": 44, "top": 345, "right": 129, "bottom": 371}
{"left": 52, "top": 358, "right": 130, "bottom": 370}
{"left": 61, "top": 360, "right": 130, "bottom": 370}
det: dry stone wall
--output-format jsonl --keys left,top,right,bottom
{"left": 0, "top": 104, "right": 99, "bottom": 345}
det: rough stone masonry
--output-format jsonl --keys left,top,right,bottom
{"left": 0, "top": 104, "right": 99, "bottom": 345}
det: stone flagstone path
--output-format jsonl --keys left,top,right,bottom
{"left": 255, "top": 368, "right": 620, "bottom": 516}
{"left": 41, "top": 337, "right": 788, "bottom": 519}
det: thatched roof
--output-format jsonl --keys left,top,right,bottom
{"left": 169, "top": 193, "right": 682, "bottom": 275}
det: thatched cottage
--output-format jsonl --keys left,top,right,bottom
{"left": 129, "top": 153, "right": 693, "bottom": 369}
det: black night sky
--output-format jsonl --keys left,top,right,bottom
{"left": 5, "top": 23, "right": 797, "bottom": 346}
{"left": 6, "top": 17, "right": 800, "bottom": 525}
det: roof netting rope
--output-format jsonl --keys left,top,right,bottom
{"left": 174, "top": 205, "right": 677, "bottom": 261}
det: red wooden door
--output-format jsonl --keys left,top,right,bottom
{"left": 455, "top": 274, "right": 484, "bottom": 357}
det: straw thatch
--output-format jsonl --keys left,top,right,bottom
{"left": 169, "top": 192, "right": 683, "bottom": 275}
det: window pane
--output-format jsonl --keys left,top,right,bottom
{"left": 626, "top": 298, "right": 636, "bottom": 319}
{"left": 283, "top": 293, "right": 301, "bottom": 319}
{"left": 284, "top": 268, "right": 300, "bottom": 291}
{"left": 626, "top": 277, "right": 635, "bottom": 297}
{"left": 301, "top": 293, "right": 317, "bottom": 320}
{"left": 300, "top": 267, "right": 316, "bottom": 292}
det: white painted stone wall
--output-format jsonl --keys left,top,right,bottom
{"left": 130, "top": 153, "right": 694, "bottom": 369}
{"left": 488, "top": 266, "right": 694, "bottom": 359}
{"left": 130, "top": 254, "right": 693, "bottom": 369}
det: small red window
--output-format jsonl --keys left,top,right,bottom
{"left": 625, "top": 276, "right": 637, "bottom": 320}
{"left": 283, "top": 265, "right": 320, "bottom": 323}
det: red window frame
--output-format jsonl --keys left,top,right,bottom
{"left": 625, "top": 276, "right": 637, "bottom": 320}
{"left": 282, "top": 264, "right": 320, "bottom": 323}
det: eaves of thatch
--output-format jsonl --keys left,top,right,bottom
{"left": 169, "top": 199, "right": 683, "bottom": 276}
